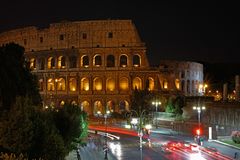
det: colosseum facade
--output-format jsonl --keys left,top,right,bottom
{"left": 0, "top": 19, "right": 204, "bottom": 115}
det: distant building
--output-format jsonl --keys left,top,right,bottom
{"left": 0, "top": 20, "right": 204, "bottom": 115}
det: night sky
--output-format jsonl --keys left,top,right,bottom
{"left": 0, "top": 0, "right": 240, "bottom": 81}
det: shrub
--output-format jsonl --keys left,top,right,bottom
{"left": 231, "top": 131, "right": 240, "bottom": 144}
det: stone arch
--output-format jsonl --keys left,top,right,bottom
{"left": 57, "top": 56, "right": 66, "bottom": 69}
{"left": 93, "top": 101, "right": 103, "bottom": 114}
{"left": 93, "top": 54, "right": 102, "bottom": 66}
{"left": 119, "top": 77, "right": 129, "bottom": 91}
{"left": 93, "top": 77, "right": 102, "bottom": 91}
{"left": 106, "top": 54, "right": 115, "bottom": 67}
{"left": 106, "top": 78, "right": 115, "bottom": 91}
{"left": 119, "top": 100, "right": 129, "bottom": 112}
{"left": 120, "top": 54, "right": 128, "bottom": 67}
{"left": 81, "top": 77, "right": 90, "bottom": 91}
{"left": 47, "top": 57, "right": 55, "bottom": 69}
{"left": 81, "top": 101, "right": 91, "bottom": 115}
{"left": 148, "top": 77, "right": 154, "bottom": 91}
{"left": 132, "top": 77, "right": 142, "bottom": 90}
{"left": 30, "top": 58, "right": 36, "bottom": 70}
{"left": 69, "top": 78, "right": 77, "bottom": 91}
{"left": 107, "top": 100, "right": 115, "bottom": 112}
{"left": 81, "top": 55, "right": 89, "bottom": 67}
{"left": 133, "top": 54, "right": 141, "bottom": 67}
{"left": 175, "top": 79, "right": 180, "bottom": 90}
{"left": 163, "top": 80, "right": 168, "bottom": 89}
{"left": 47, "top": 78, "right": 55, "bottom": 91}
{"left": 57, "top": 78, "right": 66, "bottom": 91}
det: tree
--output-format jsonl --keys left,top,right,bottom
{"left": 0, "top": 43, "right": 41, "bottom": 110}
{"left": 165, "top": 97, "right": 174, "bottom": 113}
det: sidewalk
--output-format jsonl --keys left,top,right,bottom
{"left": 209, "top": 136, "right": 240, "bottom": 150}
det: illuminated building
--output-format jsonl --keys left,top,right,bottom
{"left": 0, "top": 20, "right": 204, "bottom": 115}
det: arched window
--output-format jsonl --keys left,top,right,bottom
{"left": 81, "top": 78, "right": 90, "bottom": 91}
{"left": 107, "top": 101, "right": 115, "bottom": 112}
{"left": 39, "top": 58, "right": 45, "bottom": 70}
{"left": 60, "top": 100, "right": 65, "bottom": 106}
{"left": 94, "top": 101, "right": 103, "bottom": 115}
{"left": 119, "top": 100, "right": 129, "bottom": 112}
{"left": 106, "top": 55, "right": 115, "bottom": 67}
{"left": 69, "top": 56, "right": 77, "bottom": 68}
{"left": 81, "top": 55, "right": 89, "bottom": 67}
{"left": 69, "top": 78, "right": 77, "bottom": 91}
{"left": 163, "top": 80, "right": 168, "bottom": 89}
{"left": 93, "top": 77, "right": 102, "bottom": 91}
{"left": 175, "top": 79, "right": 180, "bottom": 90}
{"left": 57, "top": 78, "right": 65, "bottom": 91}
{"left": 58, "top": 56, "right": 66, "bottom": 69}
{"left": 119, "top": 77, "right": 129, "bottom": 91}
{"left": 47, "top": 78, "right": 55, "bottom": 91}
{"left": 94, "top": 55, "right": 102, "bottom": 66}
{"left": 148, "top": 77, "right": 154, "bottom": 91}
{"left": 81, "top": 101, "right": 91, "bottom": 114}
{"left": 48, "top": 57, "right": 55, "bottom": 69}
{"left": 133, "top": 54, "right": 140, "bottom": 67}
{"left": 30, "top": 58, "right": 36, "bottom": 70}
{"left": 106, "top": 78, "right": 115, "bottom": 91}
{"left": 39, "top": 79, "right": 44, "bottom": 91}
{"left": 132, "top": 77, "right": 142, "bottom": 90}
{"left": 120, "top": 55, "right": 127, "bottom": 67}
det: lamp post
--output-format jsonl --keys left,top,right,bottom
{"left": 130, "top": 109, "right": 147, "bottom": 160}
{"left": 152, "top": 101, "right": 161, "bottom": 128}
{"left": 104, "top": 110, "right": 110, "bottom": 160}
{"left": 193, "top": 106, "right": 206, "bottom": 130}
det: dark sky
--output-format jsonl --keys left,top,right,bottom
{"left": 0, "top": 0, "right": 240, "bottom": 66}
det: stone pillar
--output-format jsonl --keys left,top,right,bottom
{"left": 223, "top": 83, "right": 228, "bottom": 101}
{"left": 235, "top": 75, "right": 240, "bottom": 101}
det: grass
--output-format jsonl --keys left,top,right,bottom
{"left": 220, "top": 139, "right": 240, "bottom": 149}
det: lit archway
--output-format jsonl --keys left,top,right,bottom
{"left": 93, "top": 101, "right": 103, "bottom": 114}
{"left": 47, "top": 57, "right": 55, "bottom": 69}
{"left": 81, "top": 101, "right": 91, "bottom": 114}
{"left": 30, "top": 58, "right": 36, "bottom": 70}
{"left": 120, "top": 54, "right": 128, "bottom": 67}
{"left": 57, "top": 78, "right": 66, "bottom": 91}
{"left": 106, "top": 78, "right": 115, "bottom": 91}
{"left": 133, "top": 54, "right": 141, "bottom": 67}
{"left": 107, "top": 100, "right": 115, "bottom": 112}
{"left": 148, "top": 77, "right": 154, "bottom": 91}
{"left": 119, "top": 77, "right": 129, "bottom": 91}
{"left": 81, "top": 55, "right": 89, "bottom": 67}
{"left": 119, "top": 100, "right": 129, "bottom": 112}
{"left": 93, "top": 54, "right": 102, "bottom": 66}
{"left": 69, "top": 78, "right": 77, "bottom": 92}
{"left": 81, "top": 77, "right": 89, "bottom": 91}
{"left": 175, "top": 79, "right": 180, "bottom": 90}
{"left": 132, "top": 77, "right": 142, "bottom": 90}
{"left": 57, "top": 56, "right": 66, "bottom": 69}
{"left": 93, "top": 77, "right": 102, "bottom": 91}
{"left": 47, "top": 78, "right": 55, "bottom": 91}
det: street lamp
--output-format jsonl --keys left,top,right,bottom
{"left": 152, "top": 101, "right": 161, "bottom": 128}
{"left": 104, "top": 110, "right": 110, "bottom": 160}
{"left": 193, "top": 106, "right": 206, "bottom": 130}
{"left": 130, "top": 109, "right": 148, "bottom": 160}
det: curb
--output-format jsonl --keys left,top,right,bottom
{"left": 209, "top": 139, "right": 240, "bottom": 150}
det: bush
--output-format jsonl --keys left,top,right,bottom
{"left": 231, "top": 131, "right": 240, "bottom": 144}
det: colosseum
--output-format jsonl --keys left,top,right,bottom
{"left": 0, "top": 19, "right": 203, "bottom": 115}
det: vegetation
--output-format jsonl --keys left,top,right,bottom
{"left": 231, "top": 131, "right": 240, "bottom": 144}
{"left": 0, "top": 43, "right": 88, "bottom": 159}
{"left": 165, "top": 96, "right": 184, "bottom": 116}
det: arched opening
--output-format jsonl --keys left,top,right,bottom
{"left": 60, "top": 100, "right": 65, "bottom": 107}
{"left": 106, "top": 55, "right": 115, "bottom": 67}
{"left": 81, "top": 55, "right": 89, "bottom": 67}
{"left": 47, "top": 78, "right": 55, "bottom": 91}
{"left": 94, "top": 101, "right": 103, "bottom": 115}
{"left": 39, "top": 58, "right": 45, "bottom": 70}
{"left": 119, "top": 77, "right": 129, "bottom": 91}
{"left": 48, "top": 57, "right": 55, "bottom": 69}
{"left": 39, "top": 79, "right": 43, "bottom": 91}
{"left": 93, "top": 77, "right": 102, "bottom": 91}
{"left": 69, "top": 56, "right": 77, "bottom": 68}
{"left": 107, "top": 101, "right": 115, "bottom": 112}
{"left": 30, "top": 58, "right": 36, "bottom": 70}
{"left": 81, "top": 78, "right": 89, "bottom": 91}
{"left": 148, "top": 77, "right": 154, "bottom": 91}
{"left": 57, "top": 56, "right": 66, "bottom": 69}
{"left": 175, "top": 79, "right": 180, "bottom": 90}
{"left": 57, "top": 78, "right": 66, "bottom": 91}
{"left": 94, "top": 55, "right": 102, "bottom": 66}
{"left": 133, "top": 54, "right": 141, "bottom": 67}
{"left": 106, "top": 78, "right": 115, "bottom": 91}
{"left": 119, "top": 100, "right": 129, "bottom": 112}
{"left": 81, "top": 101, "right": 91, "bottom": 114}
{"left": 69, "top": 78, "right": 77, "bottom": 91}
{"left": 132, "top": 77, "right": 142, "bottom": 90}
{"left": 71, "top": 101, "right": 78, "bottom": 106}
{"left": 163, "top": 80, "right": 168, "bottom": 89}
{"left": 120, "top": 55, "right": 127, "bottom": 67}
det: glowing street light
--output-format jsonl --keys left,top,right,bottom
{"left": 152, "top": 101, "right": 161, "bottom": 112}
{"left": 193, "top": 106, "right": 206, "bottom": 130}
